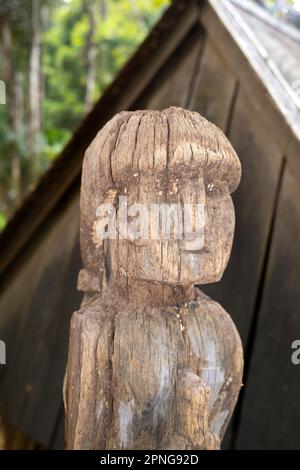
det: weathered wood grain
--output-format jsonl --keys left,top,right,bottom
{"left": 65, "top": 107, "right": 243, "bottom": 449}
{"left": 66, "top": 288, "right": 243, "bottom": 449}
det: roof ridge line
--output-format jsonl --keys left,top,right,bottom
{"left": 227, "top": 0, "right": 300, "bottom": 112}
{"left": 230, "top": 0, "right": 300, "bottom": 44}
{"left": 209, "top": 0, "right": 300, "bottom": 141}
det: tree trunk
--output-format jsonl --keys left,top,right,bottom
{"left": 1, "top": 16, "right": 21, "bottom": 209}
{"left": 28, "top": 0, "right": 42, "bottom": 180}
{"left": 84, "top": 0, "right": 97, "bottom": 113}
{"left": 128, "top": 0, "right": 147, "bottom": 29}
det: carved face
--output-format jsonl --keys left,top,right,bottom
{"left": 81, "top": 108, "right": 240, "bottom": 290}
{"left": 94, "top": 169, "right": 235, "bottom": 286}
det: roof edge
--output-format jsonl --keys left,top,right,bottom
{"left": 206, "top": 0, "right": 300, "bottom": 140}
{"left": 231, "top": 0, "right": 300, "bottom": 44}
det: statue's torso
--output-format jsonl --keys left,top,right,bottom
{"left": 65, "top": 288, "right": 243, "bottom": 450}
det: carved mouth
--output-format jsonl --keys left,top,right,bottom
{"left": 182, "top": 247, "right": 210, "bottom": 255}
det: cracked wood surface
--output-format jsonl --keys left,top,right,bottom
{"left": 65, "top": 107, "right": 243, "bottom": 449}
{"left": 65, "top": 287, "right": 242, "bottom": 449}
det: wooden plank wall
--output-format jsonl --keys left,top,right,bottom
{"left": 137, "top": 25, "right": 204, "bottom": 110}
{"left": 0, "top": 183, "right": 82, "bottom": 447}
{"left": 235, "top": 161, "right": 300, "bottom": 449}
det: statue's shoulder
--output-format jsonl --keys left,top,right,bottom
{"left": 181, "top": 287, "right": 243, "bottom": 359}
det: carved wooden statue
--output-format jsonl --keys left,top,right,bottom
{"left": 64, "top": 107, "right": 243, "bottom": 450}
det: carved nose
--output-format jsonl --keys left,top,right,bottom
{"left": 181, "top": 225, "right": 205, "bottom": 252}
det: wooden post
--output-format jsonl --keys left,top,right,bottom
{"left": 64, "top": 107, "right": 243, "bottom": 450}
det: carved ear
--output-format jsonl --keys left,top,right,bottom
{"left": 79, "top": 188, "right": 119, "bottom": 294}
{"left": 77, "top": 268, "right": 102, "bottom": 294}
